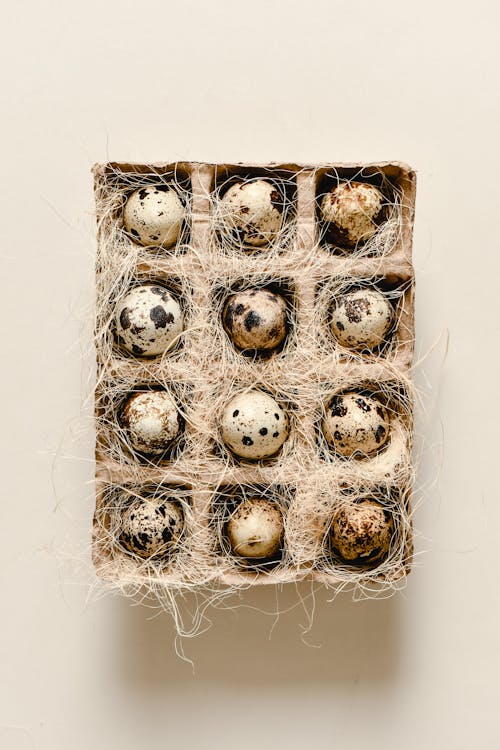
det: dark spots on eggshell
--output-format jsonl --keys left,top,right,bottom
{"left": 324, "top": 221, "right": 351, "bottom": 247}
{"left": 233, "top": 409, "right": 239, "bottom": 417}
{"left": 242, "top": 436, "right": 254, "bottom": 446}
{"left": 150, "top": 235, "right": 159, "bottom": 241}
{"left": 274, "top": 413, "right": 280, "bottom": 420}
{"left": 224, "top": 303, "right": 234, "bottom": 330}
{"left": 268, "top": 325, "right": 280, "bottom": 339}
{"left": 130, "top": 324, "right": 145, "bottom": 335}
{"left": 132, "top": 344, "right": 145, "bottom": 356}
{"left": 240, "top": 205, "right": 249, "bottom": 214}
{"left": 336, "top": 320, "right": 345, "bottom": 331}
{"left": 376, "top": 405, "right": 385, "bottom": 419}
{"left": 150, "top": 286, "right": 171, "bottom": 304}
{"left": 138, "top": 188, "right": 149, "bottom": 201}
{"left": 161, "top": 527, "right": 173, "bottom": 544}
{"left": 375, "top": 425, "right": 386, "bottom": 443}
{"left": 330, "top": 397, "right": 347, "bottom": 417}
{"left": 150, "top": 306, "right": 169, "bottom": 328}
{"left": 333, "top": 430, "right": 342, "bottom": 441}
{"left": 129, "top": 228, "right": 140, "bottom": 238}
{"left": 356, "top": 397, "right": 371, "bottom": 412}
{"left": 119, "top": 307, "right": 131, "bottom": 330}
{"left": 244, "top": 310, "right": 261, "bottom": 331}
{"left": 259, "top": 427, "right": 268, "bottom": 436}
{"left": 344, "top": 298, "right": 370, "bottom": 323}
{"left": 158, "top": 505, "right": 166, "bottom": 518}
{"left": 273, "top": 431, "right": 279, "bottom": 438}
{"left": 235, "top": 303, "right": 245, "bottom": 315}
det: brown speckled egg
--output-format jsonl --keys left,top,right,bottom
{"left": 123, "top": 185, "right": 185, "bottom": 247}
{"left": 220, "top": 390, "right": 290, "bottom": 460}
{"left": 331, "top": 499, "right": 394, "bottom": 564}
{"left": 220, "top": 179, "right": 284, "bottom": 247}
{"left": 120, "top": 390, "right": 181, "bottom": 456}
{"left": 226, "top": 497, "right": 284, "bottom": 559}
{"left": 223, "top": 288, "right": 287, "bottom": 352}
{"left": 322, "top": 392, "right": 390, "bottom": 458}
{"left": 119, "top": 495, "right": 184, "bottom": 559}
{"left": 331, "top": 288, "right": 394, "bottom": 350}
{"left": 320, "top": 182, "right": 385, "bottom": 247}
{"left": 114, "top": 283, "right": 184, "bottom": 357}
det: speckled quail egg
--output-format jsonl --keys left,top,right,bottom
{"left": 119, "top": 494, "right": 184, "bottom": 559}
{"left": 120, "top": 390, "right": 181, "bottom": 456}
{"left": 331, "top": 498, "right": 394, "bottom": 565}
{"left": 322, "top": 392, "right": 390, "bottom": 458}
{"left": 123, "top": 185, "right": 185, "bottom": 247}
{"left": 220, "top": 390, "right": 290, "bottom": 460}
{"left": 114, "top": 283, "right": 184, "bottom": 357}
{"left": 226, "top": 497, "right": 284, "bottom": 559}
{"left": 320, "top": 181, "right": 386, "bottom": 247}
{"left": 220, "top": 179, "right": 285, "bottom": 247}
{"left": 223, "top": 288, "right": 288, "bottom": 352}
{"left": 331, "top": 288, "right": 394, "bottom": 350}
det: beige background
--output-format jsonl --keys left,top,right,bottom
{"left": 1, "top": 1, "right": 499, "bottom": 748}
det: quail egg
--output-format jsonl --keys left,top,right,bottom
{"left": 226, "top": 497, "right": 284, "bottom": 559}
{"left": 322, "top": 392, "right": 390, "bottom": 458}
{"left": 320, "top": 181, "right": 385, "bottom": 247}
{"left": 221, "top": 390, "right": 290, "bottom": 460}
{"left": 223, "top": 288, "right": 288, "bottom": 352}
{"left": 123, "top": 185, "right": 185, "bottom": 247}
{"left": 220, "top": 179, "right": 285, "bottom": 247}
{"left": 120, "top": 389, "right": 181, "bottom": 456}
{"left": 114, "top": 283, "right": 184, "bottom": 357}
{"left": 119, "top": 494, "right": 184, "bottom": 559}
{"left": 331, "top": 288, "right": 394, "bottom": 350}
{"left": 331, "top": 498, "right": 394, "bottom": 565}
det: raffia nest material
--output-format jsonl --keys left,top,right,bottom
{"left": 92, "top": 161, "right": 416, "bottom": 634}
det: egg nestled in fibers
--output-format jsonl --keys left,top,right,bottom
{"left": 322, "top": 392, "right": 390, "bottom": 458}
{"left": 223, "top": 288, "right": 288, "bottom": 352}
{"left": 114, "top": 283, "right": 183, "bottom": 357}
{"left": 220, "top": 179, "right": 285, "bottom": 247}
{"left": 119, "top": 495, "right": 184, "bottom": 559}
{"left": 226, "top": 497, "right": 284, "bottom": 559}
{"left": 123, "top": 185, "right": 185, "bottom": 248}
{"left": 320, "top": 181, "right": 386, "bottom": 247}
{"left": 221, "top": 390, "right": 290, "bottom": 460}
{"left": 120, "top": 389, "right": 181, "bottom": 456}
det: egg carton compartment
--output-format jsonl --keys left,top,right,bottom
{"left": 315, "top": 375, "right": 414, "bottom": 485}
{"left": 209, "top": 381, "right": 300, "bottom": 469}
{"left": 95, "top": 377, "right": 193, "bottom": 468}
{"left": 313, "top": 482, "right": 413, "bottom": 586}
{"left": 94, "top": 162, "right": 193, "bottom": 256}
{"left": 92, "top": 480, "right": 213, "bottom": 586}
{"left": 315, "top": 163, "right": 414, "bottom": 260}
{"left": 92, "top": 160, "right": 416, "bottom": 599}
{"left": 211, "top": 274, "right": 297, "bottom": 362}
{"left": 210, "top": 164, "right": 299, "bottom": 256}
{"left": 208, "top": 482, "right": 293, "bottom": 581}
{"left": 98, "top": 271, "right": 192, "bottom": 365}
{"left": 314, "top": 272, "right": 415, "bottom": 367}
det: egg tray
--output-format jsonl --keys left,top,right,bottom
{"left": 92, "top": 161, "right": 416, "bottom": 591}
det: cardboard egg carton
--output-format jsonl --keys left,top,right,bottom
{"left": 92, "top": 161, "right": 416, "bottom": 588}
